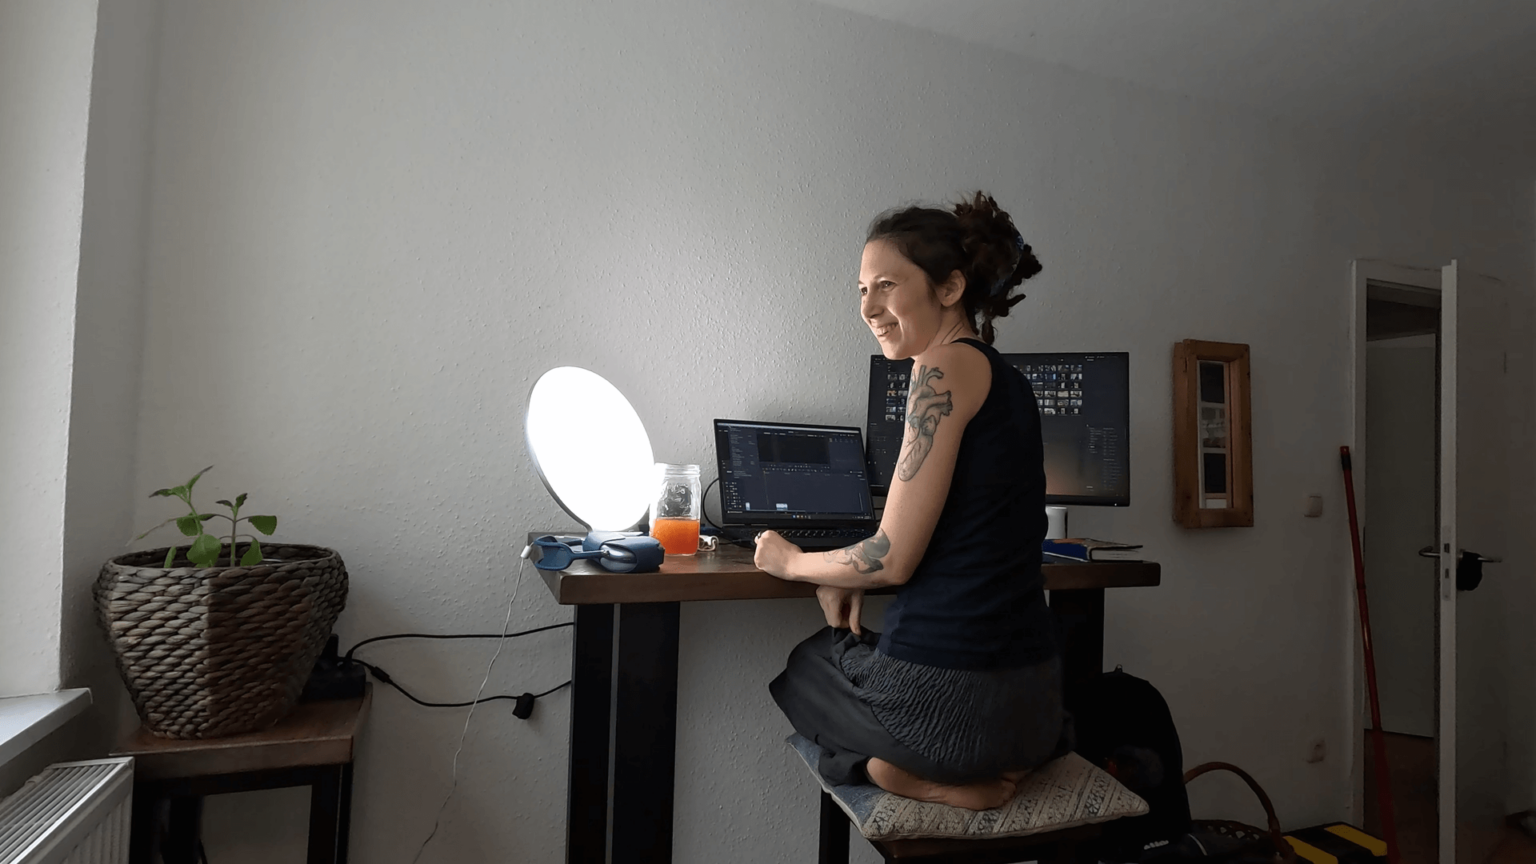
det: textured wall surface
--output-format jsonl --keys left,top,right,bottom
{"left": 0, "top": 0, "right": 99, "bottom": 696}
{"left": 118, "top": 1, "right": 1534, "bottom": 861}
{"left": 60, "top": 0, "right": 163, "bottom": 750}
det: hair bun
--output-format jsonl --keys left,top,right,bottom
{"left": 1016, "top": 242, "right": 1043, "bottom": 281}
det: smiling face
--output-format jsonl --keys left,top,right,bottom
{"left": 859, "top": 239, "right": 968, "bottom": 360}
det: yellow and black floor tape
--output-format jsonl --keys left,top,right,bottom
{"left": 1284, "top": 823, "right": 1388, "bottom": 864}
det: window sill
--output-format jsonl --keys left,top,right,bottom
{"left": 0, "top": 689, "right": 91, "bottom": 769}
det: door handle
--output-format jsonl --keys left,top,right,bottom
{"left": 1418, "top": 546, "right": 1500, "bottom": 593}
{"left": 1418, "top": 545, "right": 1502, "bottom": 563}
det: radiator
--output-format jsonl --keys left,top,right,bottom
{"left": 0, "top": 758, "right": 132, "bottom": 864}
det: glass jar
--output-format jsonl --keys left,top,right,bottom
{"left": 650, "top": 463, "right": 701, "bottom": 556}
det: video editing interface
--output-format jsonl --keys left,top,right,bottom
{"left": 1016, "top": 352, "right": 1129, "bottom": 505}
{"left": 716, "top": 421, "right": 873, "bottom": 522}
{"left": 864, "top": 358, "right": 912, "bottom": 495}
{"left": 865, "top": 352, "right": 1130, "bottom": 505}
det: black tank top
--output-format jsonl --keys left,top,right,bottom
{"left": 876, "top": 338, "right": 1056, "bottom": 670}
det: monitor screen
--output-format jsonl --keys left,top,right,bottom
{"left": 713, "top": 420, "right": 875, "bottom": 525}
{"left": 865, "top": 352, "right": 1130, "bottom": 505}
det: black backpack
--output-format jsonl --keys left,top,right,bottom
{"left": 1069, "top": 667, "right": 1193, "bottom": 862}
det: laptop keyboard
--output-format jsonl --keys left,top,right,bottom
{"left": 778, "top": 528, "right": 876, "bottom": 542}
{"left": 726, "top": 526, "right": 876, "bottom": 550}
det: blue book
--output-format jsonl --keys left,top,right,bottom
{"left": 1041, "top": 538, "right": 1143, "bottom": 562}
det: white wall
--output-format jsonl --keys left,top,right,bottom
{"left": 60, "top": 0, "right": 163, "bottom": 746}
{"left": 0, "top": 0, "right": 99, "bottom": 696}
{"left": 111, "top": 1, "right": 1534, "bottom": 861}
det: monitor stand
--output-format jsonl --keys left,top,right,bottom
{"left": 1044, "top": 506, "right": 1069, "bottom": 540}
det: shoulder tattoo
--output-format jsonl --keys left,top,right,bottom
{"left": 823, "top": 529, "right": 890, "bottom": 574}
{"left": 896, "top": 364, "right": 953, "bottom": 482}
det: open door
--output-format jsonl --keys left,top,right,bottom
{"left": 1436, "top": 260, "right": 1509, "bottom": 863}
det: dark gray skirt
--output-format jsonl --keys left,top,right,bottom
{"left": 770, "top": 626, "right": 1071, "bottom": 787}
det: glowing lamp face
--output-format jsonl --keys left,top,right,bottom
{"left": 525, "top": 367, "right": 655, "bottom": 531}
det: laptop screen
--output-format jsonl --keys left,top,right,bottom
{"left": 713, "top": 420, "right": 875, "bottom": 526}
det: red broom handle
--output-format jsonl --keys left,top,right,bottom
{"left": 1340, "top": 446, "right": 1401, "bottom": 864}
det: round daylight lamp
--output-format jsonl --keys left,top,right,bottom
{"left": 525, "top": 366, "right": 656, "bottom": 532}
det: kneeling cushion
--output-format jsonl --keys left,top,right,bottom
{"left": 789, "top": 734, "right": 1148, "bottom": 842}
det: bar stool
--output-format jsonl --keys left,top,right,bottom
{"left": 790, "top": 735, "right": 1146, "bottom": 864}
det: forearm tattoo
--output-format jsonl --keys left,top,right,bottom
{"left": 896, "top": 365, "right": 953, "bottom": 482}
{"left": 823, "top": 529, "right": 890, "bottom": 574}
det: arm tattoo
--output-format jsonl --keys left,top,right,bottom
{"left": 822, "top": 529, "right": 890, "bottom": 575}
{"left": 896, "top": 364, "right": 953, "bottom": 482}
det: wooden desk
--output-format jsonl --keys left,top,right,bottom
{"left": 535, "top": 540, "right": 1159, "bottom": 864}
{"left": 113, "top": 686, "right": 370, "bottom": 864}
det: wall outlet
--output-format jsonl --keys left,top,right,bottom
{"left": 1304, "top": 495, "right": 1324, "bottom": 518}
{"left": 1308, "top": 738, "right": 1326, "bottom": 763}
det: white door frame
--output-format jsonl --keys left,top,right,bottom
{"left": 1346, "top": 259, "right": 1444, "bottom": 830}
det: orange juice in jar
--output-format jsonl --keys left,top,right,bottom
{"left": 651, "top": 518, "right": 700, "bottom": 556}
{"left": 651, "top": 463, "right": 701, "bottom": 556}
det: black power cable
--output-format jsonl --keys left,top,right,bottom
{"left": 344, "top": 624, "right": 571, "bottom": 662}
{"left": 344, "top": 624, "right": 575, "bottom": 718}
{"left": 355, "top": 660, "right": 570, "bottom": 717}
{"left": 702, "top": 476, "right": 722, "bottom": 532}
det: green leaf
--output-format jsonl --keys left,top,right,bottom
{"left": 175, "top": 515, "right": 202, "bottom": 536}
{"left": 185, "top": 466, "right": 214, "bottom": 491}
{"left": 150, "top": 488, "right": 176, "bottom": 498}
{"left": 198, "top": 513, "right": 218, "bottom": 521}
{"left": 239, "top": 539, "right": 264, "bottom": 566}
{"left": 168, "top": 485, "right": 188, "bottom": 499}
{"left": 216, "top": 499, "right": 233, "bottom": 508}
{"left": 187, "top": 533, "right": 221, "bottom": 567}
{"left": 235, "top": 493, "right": 248, "bottom": 508}
{"left": 163, "top": 546, "right": 177, "bottom": 568}
{"left": 248, "top": 515, "right": 277, "bottom": 536}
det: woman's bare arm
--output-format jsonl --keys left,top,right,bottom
{"left": 756, "top": 342, "right": 991, "bottom": 588}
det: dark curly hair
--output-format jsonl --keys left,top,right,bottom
{"left": 865, "top": 192, "right": 1042, "bottom": 344}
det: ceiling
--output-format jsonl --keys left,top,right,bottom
{"left": 810, "top": 0, "right": 1536, "bottom": 135}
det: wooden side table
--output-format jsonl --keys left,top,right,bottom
{"left": 112, "top": 685, "right": 370, "bottom": 864}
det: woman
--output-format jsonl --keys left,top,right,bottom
{"left": 755, "top": 192, "right": 1063, "bottom": 811}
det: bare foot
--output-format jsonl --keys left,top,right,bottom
{"left": 866, "top": 758, "right": 1020, "bottom": 811}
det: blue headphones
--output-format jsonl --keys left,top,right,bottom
{"left": 529, "top": 532, "right": 665, "bottom": 573}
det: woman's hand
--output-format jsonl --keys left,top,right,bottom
{"left": 816, "top": 585, "right": 865, "bottom": 635}
{"left": 753, "top": 530, "right": 801, "bottom": 579}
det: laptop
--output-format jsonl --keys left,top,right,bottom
{"left": 712, "top": 419, "right": 880, "bottom": 551}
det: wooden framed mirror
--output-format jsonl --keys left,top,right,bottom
{"left": 1173, "top": 339, "right": 1253, "bottom": 528}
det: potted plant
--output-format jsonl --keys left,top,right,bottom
{"left": 95, "top": 467, "right": 348, "bottom": 739}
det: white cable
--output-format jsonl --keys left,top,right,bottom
{"left": 411, "top": 555, "right": 527, "bottom": 863}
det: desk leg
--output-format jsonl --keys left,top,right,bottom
{"left": 307, "top": 764, "right": 342, "bottom": 864}
{"left": 567, "top": 603, "right": 615, "bottom": 864}
{"left": 1048, "top": 588, "right": 1105, "bottom": 709}
{"left": 610, "top": 601, "right": 680, "bottom": 864}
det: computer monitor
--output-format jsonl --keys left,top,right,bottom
{"left": 865, "top": 352, "right": 1130, "bottom": 506}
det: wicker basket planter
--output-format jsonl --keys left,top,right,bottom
{"left": 94, "top": 543, "right": 348, "bottom": 739}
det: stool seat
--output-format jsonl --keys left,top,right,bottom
{"left": 789, "top": 734, "right": 1146, "bottom": 864}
